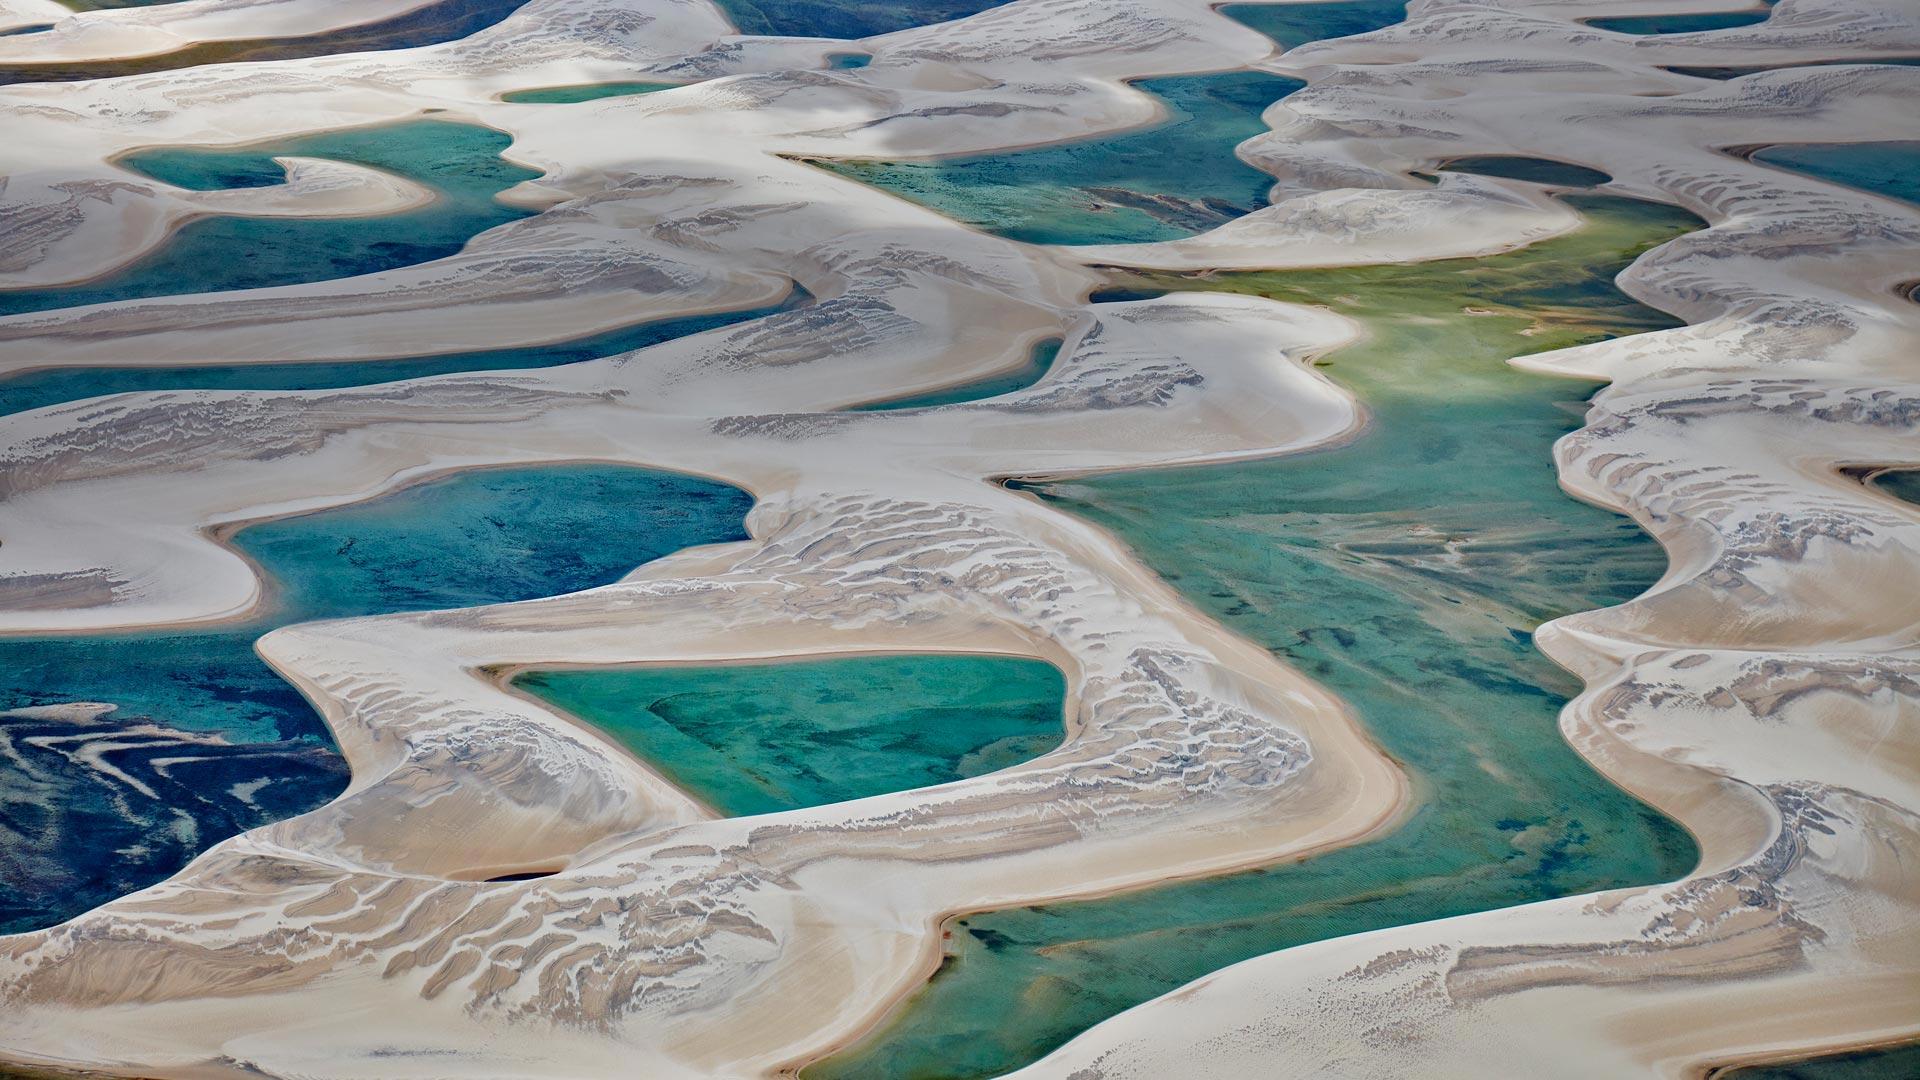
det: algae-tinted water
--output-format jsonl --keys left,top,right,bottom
{"left": 0, "top": 465, "right": 752, "bottom": 934}
{"left": 514, "top": 655, "right": 1065, "bottom": 816}
{"left": 809, "top": 195, "right": 1703, "bottom": 1079}
{"left": 852, "top": 337, "right": 1061, "bottom": 411}
{"left": 1220, "top": 0, "right": 1407, "bottom": 53}
{"left": 502, "top": 81, "right": 679, "bottom": 104}
{"left": 1587, "top": 9, "right": 1769, "bottom": 34}
{"left": 1874, "top": 469, "right": 1920, "bottom": 507}
{"left": 1724, "top": 1042, "right": 1920, "bottom": 1079}
{"left": 1665, "top": 57, "right": 1920, "bottom": 79}
{"left": 0, "top": 120, "right": 536, "bottom": 319}
{"left": 1752, "top": 141, "right": 1920, "bottom": 206}
{"left": 0, "top": 290, "right": 804, "bottom": 417}
{"left": 5, "top": 0, "right": 530, "bottom": 83}
{"left": 813, "top": 71, "right": 1302, "bottom": 245}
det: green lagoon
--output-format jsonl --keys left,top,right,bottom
{"left": 810, "top": 195, "right": 1704, "bottom": 1078}
{"left": 1751, "top": 141, "right": 1920, "bottom": 206}
{"left": 1725, "top": 1042, "right": 1920, "bottom": 1080}
{"left": 502, "top": 81, "right": 680, "bottom": 104}
{"left": 515, "top": 654, "right": 1066, "bottom": 817}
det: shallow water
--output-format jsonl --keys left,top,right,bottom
{"left": 1875, "top": 469, "right": 1920, "bottom": 507}
{"left": 0, "top": 465, "right": 752, "bottom": 935}
{"left": 1664, "top": 56, "right": 1920, "bottom": 79}
{"left": 0, "top": 290, "right": 804, "bottom": 417}
{"left": 1, "top": 0, "right": 530, "bottom": 83}
{"left": 814, "top": 71, "right": 1302, "bottom": 245}
{"left": 502, "top": 81, "right": 679, "bottom": 103}
{"left": 1586, "top": 8, "right": 1770, "bottom": 34}
{"left": 1751, "top": 141, "right": 1920, "bottom": 206}
{"left": 852, "top": 337, "right": 1061, "bottom": 411}
{"left": 1443, "top": 154, "right": 1611, "bottom": 188}
{"left": 515, "top": 654, "right": 1065, "bottom": 816}
{"left": 809, "top": 195, "right": 1704, "bottom": 1079}
{"left": 0, "top": 119, "right": 536, "bottom": 319}
{"left": 1725, "top": 1043, "right": 1920, "bottom": 1079}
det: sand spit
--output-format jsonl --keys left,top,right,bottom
{"left": 0, "top": 0, "right": 1914, "bottom": 1077}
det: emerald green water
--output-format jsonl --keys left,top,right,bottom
{"left": 1587, "top": 9, "right": 1770, "bottom": 34}
{"left": 513, "top": 655, "right": 1066, "bottom": 817}
{"left": 1875, "top": 470, "right": 1920, "bottom": 507}
{"left": 1751, "top": 142, "right": 1920, "bottom": 206}
{"left": 1443, "top": 154, "right": 1611, "bottom": 188}
{"left": 810, "top": 195, "right": 1703, "bottom": 1079}
{"left": 1723, "top": 1043, "right": 1920, "bottom": 1079}
{"left": 0, "top": 289, "right": 804, "bottom": 418}
{"left": 813, "top": 70, "right": 1303, "bottom": 246}
{"left": 0, "top": 120, "right": 535, "bottom": 319}
{"left": 852, "top": 337, "right": 1060, "bottom": 411}
{"left": 502, "top": 81, "right": 679, "bottom": 104}
{"left": 0, "top": 465, "right": 753, "bottom": 935}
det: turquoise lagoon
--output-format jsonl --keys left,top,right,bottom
{"left": 3, "top": 0, "right": 531, "bottom": 83}
{"left": 806, "top": 2, "right": 1409, "bottom": 247}
{"left": 514, "top": 654, "right": 1066, "bottom": 817}
{"left": 502, "top": 81, "right": 680, "bottom": 104}
{"left": 711, "top": 0, "right": 1009, "bottom": 39}
{"left": 0, "top": 289, "right": 804, "bottom": 417}
{"left": 809, "top": 196, "right": 1704, "bottom": 1078}
{"left": 1220, "top": 0, "right": 1407, "bottom": 54}
{"left": 814, "top": 71, "right": 1304, "bottom": 245}
{"left": 1751, "top": 141, "right": 1920, "bottom": 206}
{"left": 0, "top": 465, "right": 753, "bottom": 935}
{"left": 0, "top": 120, "right": 536, "bottom": 318}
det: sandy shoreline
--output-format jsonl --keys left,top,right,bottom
{"left": 0, "top": 0, "right": 1916, "bottom": 1076}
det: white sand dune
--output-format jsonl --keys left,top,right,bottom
{"left": 0, "top": 0, "right": 1915, "bottom": 1076}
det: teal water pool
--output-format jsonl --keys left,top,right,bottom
{"left": 0, "top": 289, "right": 805, "bottom": 417}
{"left": 1751, "top": 141, "right": 1920, "bottom": 206}
{"left": 0, "top": 464, "right": 753, "bottom": 935}
{"left": 0, "top": 119, "right": 536, "bottom": 318}
{"left": 809, "top": 195, "right": 1703, "bottom": 1079}
{"left": 1587, "top": 8, "right": 1770, "bottom": 34}
{"left": 813, "top": 70, "right": 1303, "bottom": 245}
{"left": 711, "top": 0, "right": 1010, "bottom": 39}
{"left": 852, "top": 337, "right": 1061, "bottom": 411}
{"left": 1220, "top": 0, "right": 1407, "bottom": 53}
{"left": 514, "top": 654, "right": 1066, "bottom": 817}
{"left": 502, "top": 81, "right": 680, "bottom": 104}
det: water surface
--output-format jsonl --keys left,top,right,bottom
{"left": 0, "top": 464, "right": 752, "bottom": 934}
{"left": 0, "top": 120, "right": 535, "bottom": 319}
{"left": 1586, "top": 8, "right": 1769, "bottom": 34}
{"left": 515, "top": 654, "right": 1065, "bottom": 816}
{"left": 1220, "top": 0, "right": 1407, "bottom": 53}
{"left": 852, "top": 337, "right": 1060, "bottom": 411}
{"left": 0, "top": 290, "right": 804, "bottom": 418}
{"left": 2, "top": 0, "right": 529, "bottom": 83}
{"left": 711, "top": 0, "right": 1009, "bottom": 38}
{"left": 502, "top": 81, "right": 679, "bottom": 103}
{"left": 1751, "top": 141, "right": 1920, "bottom": 206}
{"left": 814, "top": 71, "right": 1302, "bottom": 245}
{"left": 1443, "top": 154, "right": 1610, "bottom": 188}
{"left": 1722, "top": 1043, "right": 1920, "bottom": 1079}
{"left": 811, "top": 195, "right": 1703, "bottom": 1079}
